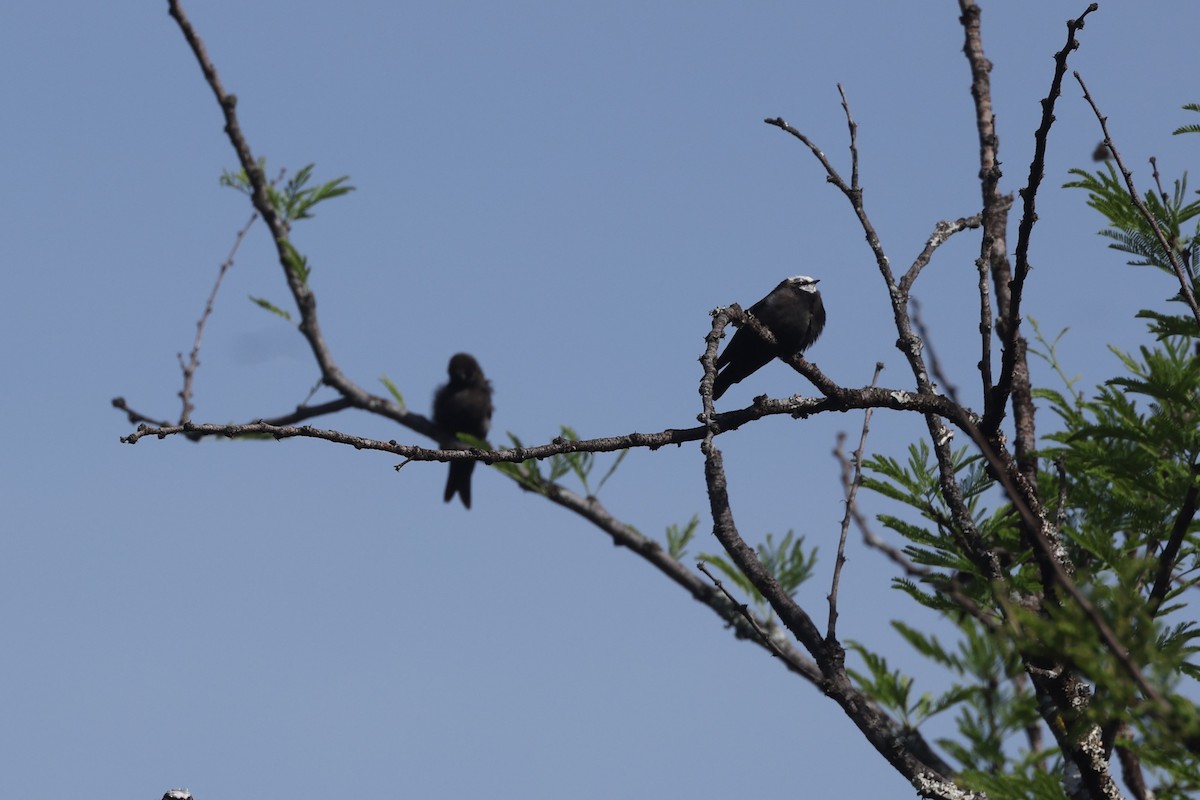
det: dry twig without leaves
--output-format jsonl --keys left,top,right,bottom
{"left": 827, "top": 361, "right": 885, "bottom": 640}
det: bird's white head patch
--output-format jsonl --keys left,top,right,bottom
{"left": 787, "top": 275, "right": 820, "bottom": 293}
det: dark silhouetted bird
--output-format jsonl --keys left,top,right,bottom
{"left": 433, "top": 352, "right": 494, "bottom": 509}
{"left": 712, "top": 275, "right": 825, "bottom": 400}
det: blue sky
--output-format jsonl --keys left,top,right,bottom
{"left": 3, "top": 3, "right": 1198, "bottom": 798}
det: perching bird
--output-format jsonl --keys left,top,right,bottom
{"left": 162, "top": 791, "right": 193, "bottom": 800}
{"left": 712, "top": 275, "right": 825, "bottom": 400}
{"left": 433, "top": 352, "right": 494, "bottom": 509}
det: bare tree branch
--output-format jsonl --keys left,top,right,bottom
{"left": 900, "top": 215, "right": 984, "bottom": 296}
{"left": 994, "top": 3, "right": 1097, "bottom": 492}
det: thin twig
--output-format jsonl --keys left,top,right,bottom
{"left": 1012, "top": 3, "right": 1098, "bottom": 289}
{"left": 700, "top": 430, "right": 826, "bottom": 662}
{"left": 1149, "top": 156, "right": 1169, "bottom": 206}
{"left": 899, "top": 214, "right": 984, "bottom": 296}
{"left": 111, "top": 397, "right": 172, "bottom": 429}
{"left": 121, "top": 366, "right": 998, "bottom": 457}
{"left": 176, "top": 170, "right": 284, "bottom": 424}
{"left": 827, "top": 362, "right": 884, "bottom": 640}
{"left": 837, "top": 84, "right": 859, "bottom": 191}
{"left": 764, "top": 114, "right": 897, "bottom": 297}
{"left": 909, "top": 299, "right": 961, "bottom": 406}
{"left": 530, "top": 478, "right": 820, "bottom": 682}
{"left": 696, "top": 561, "right": 790, "bottom": 661}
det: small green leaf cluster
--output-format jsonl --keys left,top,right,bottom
{"left": 1039, "top": 337, "right": 1200, "bottom": 547}
{"left": 666, "top": 514, "right": 699, "bottom": 560}
{"left": 699, "top": 531, "right": 817, "bottom": 611}
{"left": 847, "top": 636, "right": 981, "bottom": 732}
{"left": 492, "top": 426, "right": 627, "bottom": 499}
{"left": 864, "top": 442, "right": 1026, "bottom": 610}
{"left": 221, "top": 161, "right": 354, "bottom": 297}
{"left": 270, "top": 164, "right": 354, "bottom": 226}
{"left": 220, "top": 161, "right": 354, "bottom": 227}
{"left": 1064, "top": 164, "right": 1200, "bottom": 280}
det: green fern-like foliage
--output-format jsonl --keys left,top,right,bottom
{"left": 699, "top": 530, "right": 817, "bottom": 611}
{"left": 1064, "top": 163, "right": 1200, "bottom": 285}
{"left": 1171, "top": 103, "right": 1200, "bottom": 136}
{"left": 803, "top": 98, "right": 1200, "bottom": 800}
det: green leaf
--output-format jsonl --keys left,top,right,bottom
{"left": 697, "top": 530, "right": 816, "bottom": 611}
{"left": 755, "top": 531, "right": 817, "bottom": 596}
{"left": 666, "top": 514, "right": 699, "bottom": 560}
{"left": 456, "top": 433, "right": 490, "bottom": 450}
{"left": 248, "top": 295, "right": 293, "bottom": 322}
{"left": 595, "top": 447, "right": 628, "bottom": 493}
{"left": 281, "top": 241, "right": 311, "bottom": 284}
{"left": 490, "top": 432, "right": 546, "bottom": 494}
{"left": 1174, "top": 103, "right": 1200, "bottom": 136}
{"left": 379, "top": 375, "right": 405, "bottom": 408}
{"left": 270, "top": 163, "right": 355, "bottom": 223}
{"left": 536, "top": 425, "right": 626, "bottom": 497}
{"left": 218, "top": 157, "right": 266, "bottom": 195}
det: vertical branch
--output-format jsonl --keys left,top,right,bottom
{"left": 838, "top": 84, "right": 860, "bottom": 190}
{"left": 994, "top": 4, "right": 1097, "bottom": 488}
{"left": 958, "top": 0, "right": 1013, "bottom": 429}
{"left": 176, "top": 170, "right": 286, "bottom": 424}
{"left": 827, "top": 362, "right": 885, "bottom": 640}
{"left": 976, "top": 250, "right": 995, "bottom": 398}
{"left": 176, "top": 211, "right": 254, "bottom": 423}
